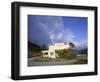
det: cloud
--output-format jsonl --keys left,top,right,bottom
{"left": 34, "top": 16, "right": 75, "bottom": 43}
{"left": 74, "top": 40, "right": 87, "bottom": 49}
{"left": 28, "top": 15, "right": 86, "bottom": 47}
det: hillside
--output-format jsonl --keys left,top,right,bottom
{"left": 75, "top": 48, "right": 88, "bottom": 54}
{"left": 28, "top": 41, "right": 42, "bottom": 58}
{"left": 28, "top": 41, "right": 42, "bottom": 51}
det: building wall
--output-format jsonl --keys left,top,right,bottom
{"left": 49, "top": 43, "right": 70, "bottom": 51}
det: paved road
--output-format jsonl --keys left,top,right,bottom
{"left": 28, "top": 58, "right": 76, "bottom": 66}
{"left": 28, "top": 54, "right": 87, "bottom": 66}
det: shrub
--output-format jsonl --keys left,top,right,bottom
{"left": 59, "top": 49, "right": 77, "bottom": 59}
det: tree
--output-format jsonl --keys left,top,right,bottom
{"left": 69, "top": 42, "right": 75, "bottom": 48}
{"left": 59, "top": 49, "right": 77, "bottom": 59}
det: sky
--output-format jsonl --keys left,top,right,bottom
{"left": 28, "top": 15, "right": 87, "bottom": 48}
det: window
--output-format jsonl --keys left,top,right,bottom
{"left": 50, "top": 52, "right": 54, "bottom": 55}
{"left": 44, "top": 52, "right": 48, "bottom": 55}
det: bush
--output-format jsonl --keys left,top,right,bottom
{"left": 59, "top": 49, "right": 77, "bottom": 59}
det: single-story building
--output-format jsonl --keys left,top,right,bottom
{"left": 42, "top": 43, "right": 71, "bottom": 59}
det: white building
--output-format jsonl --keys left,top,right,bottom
{"left": 42, "top": 43, "right": 71, "bottom": 59}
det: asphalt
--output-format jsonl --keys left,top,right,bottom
{"left": 28, "top": 54, "right": 87, "bottom": 66}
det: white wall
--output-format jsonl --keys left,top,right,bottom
{"left": 0, "top": 0, "right": 99, "bottom": 82}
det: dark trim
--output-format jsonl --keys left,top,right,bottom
{"left": 13, "top": 1, "right": 97, "bottom": 10}
{"left": 14, "top": 72, "right": 97, "bottom": 80}
{"left": 94, "top": 7, "right": 98, "bottom": 75}
{"left": 11, "top": 1, "right": 98, "bottom": 80}
{"left": 11, "top": 2, "right": 20, "bottom": 80}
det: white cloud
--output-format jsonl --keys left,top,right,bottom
{"left": 36, "top": 16, "right": 75, "bottom": 44}
{"left": 74, "top": 40, "right": 87, "bottom": 49}
{"left": 29, "top": 15, "right": 87, "bottom": 48}
{"left": 31, "top": 16, "right": 76, "bottom": 44}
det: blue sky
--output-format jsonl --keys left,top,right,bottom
{"left": 28, "top": 15, "right": 87, "bottom": 48}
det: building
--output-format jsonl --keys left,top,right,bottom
{"left": 42, "top": 43, "right": 71, "bottom": 59}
